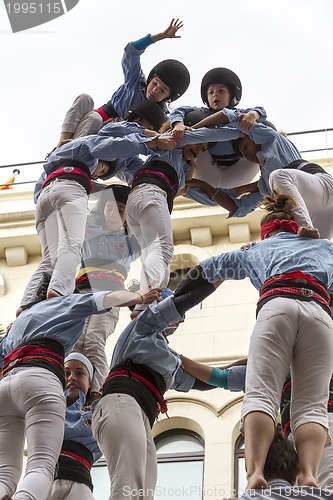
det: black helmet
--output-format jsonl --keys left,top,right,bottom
{"left": 100, "top": 184, "right": 131, "bottom": 208}
{"left": 183, "top": 109, "right": 209, "bottom": 127}
{"left": 200, "top": 68, "right": 242, "bottom": 108}
{"left": 125, "top": 100, "right": 166, "bottom": 131}
{"left": 147, "top": 59, "right": 190, "bottom": 101}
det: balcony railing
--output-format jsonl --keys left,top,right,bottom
{"left": 1, "top": 127, "right": 333, "bottom": 189}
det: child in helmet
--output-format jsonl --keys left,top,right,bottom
{"left": 169, "top": 67, "right": 266, "bottom": 197}
{"left": 56, "top": 19, "right": 190, "bottom": 146}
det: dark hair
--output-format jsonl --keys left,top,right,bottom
{"left": 260, "top": 190, "right": 298, "bottom": 226}
{"left": 125, "top": 100, "right": 166, "bottom": 132}
{"left": 98, "top": 160, "right": 118, "bottom": 180}
{"left": 232, "top": 137, "right": 243, "bottom": 157}
{"left": 263, "top": 427, "right": 299, "bottom": 484}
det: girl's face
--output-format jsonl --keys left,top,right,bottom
{"left": 146, "top": 76, "right": 171, "bottom": 103}
{"left": 65, "top": 360, "right": 91, "bottom": 404}
{"left": 92, "top": 161, "right": 110, "bottom": 180}
{"left": 207, "top": 84, "right": 231, "bottom": 111}
{"left": 104, "top": 200, "right": 126, "bottom": 231}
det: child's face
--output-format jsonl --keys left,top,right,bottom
{"left": 239, "top": 138, "right": 260, "bottom": 163}
{"left": 146, "top": 76, "right": 171, "bottom": 103}
{"left": 65, "top": 360, "right": 91, "bottom": 403}
{"left": 207, "top": 84, "right": 231, "bottom": 111}
{"left": 182, "top": 143, "right": 209, "bottom": 162}
{"left": 104, "top": 200, "right": 126, "bottom": 231}
{"left": 92, "top": 161, "right": 110, "bottom": 180}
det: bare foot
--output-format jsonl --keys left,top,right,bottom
{"left": 297, "top": 473, "right": 318, "bottom": 487}
{"left": 47, "top": 289, "right": 62, "bottom": 299}
{"left": 297, "top": 226, "right": 320, "bottom": 239}
{"left": 246, "top": 473, "right": 268, "bottom": 490}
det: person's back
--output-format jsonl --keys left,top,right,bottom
{"left": 57, "top": 19, "right": 189, "bottom": 146}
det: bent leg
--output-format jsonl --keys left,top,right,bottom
{"left": 61, "top": 94, "right": 95, "bottom": 134}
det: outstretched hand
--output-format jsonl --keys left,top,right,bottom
{"left": 162, "top": 18, "right": 184, "bottom": 39}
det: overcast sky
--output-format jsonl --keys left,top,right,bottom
{"left": 1, "top": 0, "right": 333, "bottom": 186}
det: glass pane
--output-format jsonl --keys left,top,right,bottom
{"left": 238, "top": 457, "right": 247, "bottom": 494}
{"left": 91, "top": 466, "right": 110, "bottom": 500}
{"left": 156, "top": 434, "right": 203, "bottom": 454}
{"left": 156, "top": 460, "right": 203, "bottom": 500}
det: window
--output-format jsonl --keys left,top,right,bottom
{"left": 234, "top": 435, "right": 246, "bottom": 495}
{"left": 91, "top": 456, "right": 109, "bottom": 500}
{"left": 155, "top": 430, "right": 204, "bottom": 500}
{"left": 91, "top": 431, "right": 205, "bottom": 499}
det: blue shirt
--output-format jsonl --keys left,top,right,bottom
{"left": 82, "top": 226, "right": 141, "bottom": 272}
{"left": 0, "top": 292, "right": 110, "bottom": 366}
{"left": 97, "top": 123, "right": 239, "bottom": 189}
{"left": 200, "top": 232, "right": 333, "bottom": 292}
{"left": 110, "top": 295, "right": 194, "bottom": 392}
{"left": 219, "top": 120, "right": 302, "bottom": 217}
{"left": 33, "top": 124, "right": 150, "bottom": 202}
{"left": 103, "top": 35, "right": 169, "bottom": 119}
{"left": 169, "top": 104, "right": 267, "bottom": 158}
{"left": 64, "top": 389, "right": 102, "bottom": 462}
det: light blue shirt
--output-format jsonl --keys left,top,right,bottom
{"left": 169, "top": 104, "right": 267, "bottom": 158}
{"left": 0, "top": 292, "right": 110, "bottom": 366}
{"left": 106, "top": 35, "right": 169, "bottom": 119}
{"left": 110, "top": 295, "right": 195, "bottom": 392}
{"left": 200, "top": 232, "right": 333, "bottom": 292}
{"left": 82, "top": 227, "right": 141, "bottom": 272}
{"left": 219, "top": 120, "right": 302, "bottom": 217}
{"left": 64, "top": 389, "right": 102, "bottom": 462}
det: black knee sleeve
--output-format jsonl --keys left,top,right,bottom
{"left": 173, "top": 266, "right": 215, "bottom": 316}
{"left": 174, "top": 265, "right": 208, "bottom": 296}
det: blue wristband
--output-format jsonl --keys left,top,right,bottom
{"left": 207, "top": 367, "right": 228, "bottom": 389}
{"left": 131, "top": 34, "right": 154, "bottom": 51}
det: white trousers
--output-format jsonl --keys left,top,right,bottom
{"left": 61, "top": 94, "right": 103, "bottom": 138}
{"left": 126, "top": 184, "right": 173, "bottom": 290}
{"left": 92, "top": 394, "right": 157, "bottom": 500}
{"left": 242, "top": 298, "right": 333, "bottom": 434}
{"left": 48, "top": 479, "right": 94, "bottom": 500}
{"left": 0, "top": 367, "right": 66, "bottom": 500}
{"left": 21, "top": 179, "right": 88, "bottom": 306}
{"left": 72, "top": 307, "right": 120, "bottom": 393}
{"left": 269, "top": 169, "right": 333, "bottom": 239}
{"left": 194, "top": 150, "right": 259, "bottom": 188}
